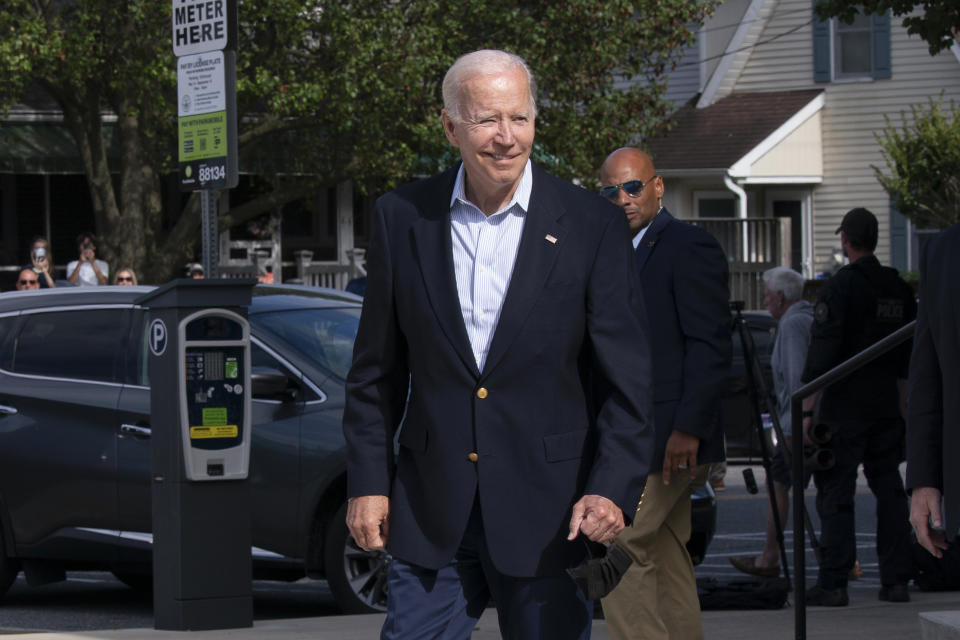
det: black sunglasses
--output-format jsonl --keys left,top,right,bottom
{"left": 18, "top": 279, "right": 37, "bottom": 285}
{"left": 599, "top": 177, "right": 656, "bottom": 201}
{"left": 117, "top": 277, "right": 133, "bottom": 282}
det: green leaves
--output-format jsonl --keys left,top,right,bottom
{"left": 874, "top": 95, "right": 960, "bottom": 229}
{"left": 0, "top": 0, "right": 717, "bottom": 278}
{"left": 233, "top": 0, "right": 718, "bottom": 189}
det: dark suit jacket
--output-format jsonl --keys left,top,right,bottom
{"left": 343, "top": 163, "right": 654, "bottom": 577}
{"left": 907, "top": 222, "right": 960, "bottom": 540}
{"left": 633, "top": 209, "right": 731, "bottom": 472}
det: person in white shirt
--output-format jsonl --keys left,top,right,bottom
{"left": 66, "top": 232, "right": 109, "bottom": 286}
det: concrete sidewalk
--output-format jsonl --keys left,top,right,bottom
{"left": 1, "top": 589, "right": 958, "bottom": 639}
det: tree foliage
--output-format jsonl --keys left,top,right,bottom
{"left": 814, "top": 0, "right": 959, "bottom": 56}
{"left": 874, "top": 96, "right": 960, "bottom": 229}
{"left": 0, "top": 0, "right": 717, "bottom": 282}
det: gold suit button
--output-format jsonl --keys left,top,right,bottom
{"left": 476, "top": 387, "right": 488, "bottom": 399}
{"left": 468, "top": 452, "right": 479, "bottom": 462}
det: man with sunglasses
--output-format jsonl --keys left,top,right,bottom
{"left": 599, "top": 147, "right": 731, "bottom": 640}
{"left": 15, "top": 267, "right": 40, "bottom": 291}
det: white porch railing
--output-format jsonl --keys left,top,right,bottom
{"left": 689, "top": 217, "right": 792, "bottom": 310}
{"left": 293, "top": 248, "right": 366, "bottom": 290}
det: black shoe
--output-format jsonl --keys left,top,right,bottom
{"left": 805, "top": 584, "right": 849, "bottom": 607}
{"left": 878, "top": 583, "right": 910, "bottom": 602}
{"left": 566, "top": 542, "right": 633, "bottom": 601}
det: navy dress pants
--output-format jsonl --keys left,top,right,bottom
{"left": 381, "top": 499, "right": 592, "bottom": 640}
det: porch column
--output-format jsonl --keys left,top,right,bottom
{"left": 724, "top": 173, "right": 749, "bottom": 262}
{"left": 336, "top": 181, "right": 354, "bottom": 265}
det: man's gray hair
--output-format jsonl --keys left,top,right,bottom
{"left": 442, "top": 49, "right": 538, "bottom": 122}
{"left": 762, "top": 266, "right": 804, "bottom": 302}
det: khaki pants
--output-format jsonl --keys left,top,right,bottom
{"left": 601, "top": 467, "right": 708, "bottom": 640}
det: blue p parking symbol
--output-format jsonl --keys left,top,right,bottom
{"left": 149, "top": 319, "right": 168, "bottom": 356}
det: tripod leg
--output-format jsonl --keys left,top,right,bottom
{"left": 734, "top": 309, "right": 791, "bottom": 581}
{"left": 734, "top": 307, "right": 826, "bottom": 579}
{"left": 765, "top": 451, "right": 791, "bottom": 583}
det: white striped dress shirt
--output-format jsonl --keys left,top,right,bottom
{"left": 449, "top": 160, "right": 532, "bottom": 372}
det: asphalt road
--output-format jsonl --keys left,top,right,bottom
{"left": 702, "top": 462, "right": 886, "bottom": 599}
{"left": 0, "top": 464, "right": 905, "bottom": 633}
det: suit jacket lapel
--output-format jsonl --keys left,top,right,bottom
{"left": 411, "top": 169, "right": 479, "bottom": 376}
{"left": 634, "top": 208, "right": 673, "bottom": 274}
{"left": 481, "top": 167, "right": 567, "bottom": 377}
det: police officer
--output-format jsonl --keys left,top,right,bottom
{"left": 800, "top": 207, "right": 916, "bottom": 607}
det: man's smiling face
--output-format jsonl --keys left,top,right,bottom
{"left": 442, "top": 67, "right": 535, "bottom": 210}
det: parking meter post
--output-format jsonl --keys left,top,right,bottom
{"left": 135, "top": 279, "right": 256, "bottom": 631}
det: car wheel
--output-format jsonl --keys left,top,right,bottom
{"left": 0, "top": 529, "right": 20, "bottom": 598}
{"left": 323, "top": 502, "right": 390, "bottom": 614}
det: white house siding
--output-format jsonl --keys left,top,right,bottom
{"left": 664, "top": 42, "right": 705, "bottom": 108}
{"left": 701, "top": 0, "right": 777, "bottom": 106}
{"left": 730, "top": 0, "right": 813, "bottom": 93}
{"left": 727, "top": 0, "right": 960, "bottom": 273}
{"left": 664, "top": 1, "right": 752, "bottom": 109}
{"left": 701, "top": 0, "right": 753, "bottom": 91}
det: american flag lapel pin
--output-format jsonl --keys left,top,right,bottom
{"left": 545, "top": 234, "right": 558, "bottom": 244}
{"left": 647, "top": 240, "right": 656, "bottom": 248}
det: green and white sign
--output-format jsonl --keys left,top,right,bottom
{"left": 174, "top": 0, "right": 237, "bottom": 191}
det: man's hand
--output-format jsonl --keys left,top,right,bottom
{"left": 802, "top": 416, "right": 816, "bottom": 447}
{"left": 567, "top": 494, "right": 625, "bottom": 544}
{"left": 662, "top": 430, "right": 699, "bottom": 485}
{"left": 910, "top": 486, "right": 949, "bottom": 559}
{"left": 346, "top": 495, "right": 390, "bottom": 551}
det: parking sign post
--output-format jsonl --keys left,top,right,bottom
{"left": 173, "top": 0, "right": 237, "bottom": 276}
{"left": 201, "top": 189, "right": 220, "bottom": 278}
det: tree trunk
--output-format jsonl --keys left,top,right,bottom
{"left": 58, "top": 86, "right": 123, "bottom": 273}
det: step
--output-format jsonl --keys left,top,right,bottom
{"left": 920, "top": 611, "right": 960, "bottom": 639}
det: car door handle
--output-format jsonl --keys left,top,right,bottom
{"left": 120, "top": 423, "right": 152, "bottom": 437}
{"left": 0, "top": 404, "right": 17, "bottom": 416}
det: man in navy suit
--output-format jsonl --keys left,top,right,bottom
{"left": 342, "top": 50, "right": 654, "bottom": 639}
{"left": 908, "top": 221, "right": 960, "bottom": 559}
{"left": 599, "top": 148, "right": 731, "bottom": 640}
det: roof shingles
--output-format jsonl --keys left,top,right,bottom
{"left": 645, "top": 89, "right": 823, "bottom": 171}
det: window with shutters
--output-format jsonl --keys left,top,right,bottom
{"left": 833, "top": 14, "right": 873, "bottom": 79}
{"left": 812, "top": 4, "right": 891, "bottom": 82}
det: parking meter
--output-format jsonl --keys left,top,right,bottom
{"left": 136, "top": 278, "right": 256, "bottom": 631}
{"left": 180, "top": 309, "right": 250, "bottom": 481}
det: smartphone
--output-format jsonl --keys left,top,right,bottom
{"left": 35, "top": 247, "right": 46, "bottom": 260}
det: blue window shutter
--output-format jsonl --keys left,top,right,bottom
{"left": 889, "top": 202, "right": 908, "bottom": 271}
{"left": 872, "top": 11, "right": 892, "bottom": 79}
{"left": 812, "top": 1, "right": 831, "bottom": 82}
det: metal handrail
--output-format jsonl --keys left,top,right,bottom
{"left": 789, "top": 319, "right": 916, "bottom": 639}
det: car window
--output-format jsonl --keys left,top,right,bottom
{"left": 13, "top": 309, "right": 129, "bottom": 383}
{"left": 251, "top": 342, "right": 320, "bottom": 402}
{"left": 0, "top": 314, "right": 18, "bottom": 370}
{"left": 250, "top": 307, "right": 360, "bottom": 381}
